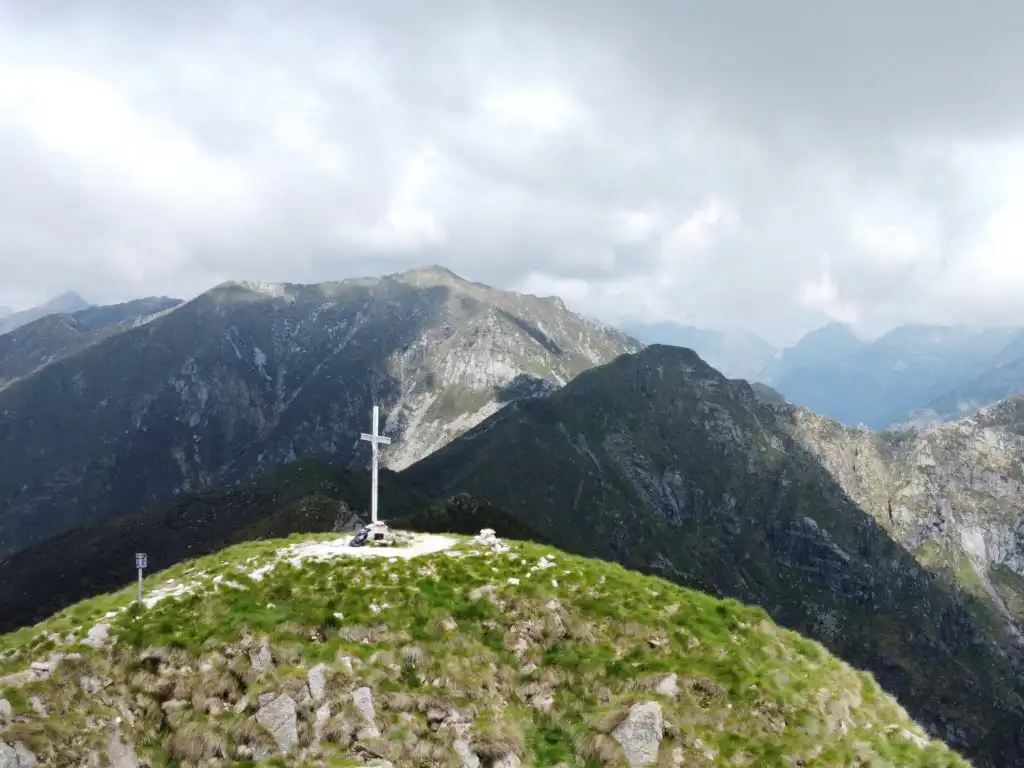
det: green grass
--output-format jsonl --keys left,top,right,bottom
{"left": 0, "top": 534, "right": 969, "bottom": 766}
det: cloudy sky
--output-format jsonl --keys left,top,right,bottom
{"left": 2, "top": 1, "right": 1024, "bottom": 343}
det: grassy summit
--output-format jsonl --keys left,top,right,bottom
{"left": 0, "top": 533, "right": 965, "bottom": 767}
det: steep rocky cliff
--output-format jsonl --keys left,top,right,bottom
{"left": 779, "top": 394, "right": 1024, "bottom": 637}
{"left": 406, "top": 345, "right": 1024, "bottom": 766}
{"left": 0, "top": 266, "right": 638, "bottom": 557}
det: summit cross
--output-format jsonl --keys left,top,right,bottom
{"left": 360, "top": 405, "right": 392, "bottom": 524}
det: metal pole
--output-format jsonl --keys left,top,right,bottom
{"left": 137, "top": 567, "right": 143, "bottom": 604}
{"left": 371, "top": 405, "right": 379, "bottom": 524}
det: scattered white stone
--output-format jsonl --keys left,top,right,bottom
{"left": 655, "top": 673, "right": 679, "bottom": 698}
{"left": 79, "top": 676, "right": 107, "bottom": 694}
{"left": 508, "top": 578, "right": 520, "bottom": 585}
{"left": 0, "top": 700, "right": 11, "bottom": 722}
{"left": 83, "top": 623, "right": 111, "bottom": 648}
{"left": 453, "top": 738, "right": 481, "bottom": 768}
{"left": 472, "top": 528, "right": 510, "bottom": 553}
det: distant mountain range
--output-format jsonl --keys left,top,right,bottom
{"left": 0, "top": 290, "right": 91, "bottom": 335}
{"left": 627, "top": 319, "right": 1024, "bottom": 429}
{"left": 622, "top": 322, "right": 776, "bottom": 380}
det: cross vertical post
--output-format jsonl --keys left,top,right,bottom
{"left": 360, "top": 405, "right": 392, "bottom": 524}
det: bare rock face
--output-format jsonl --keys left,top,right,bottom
{"left": 0, "top": 742, "right": 35, "bottom": 768}
{"left": 307, "top": 663, "right": 327, "bottom": 702}
{"left": 105, "top": 729, "right": 139, "bottom": 768}
{"left": 351, "top": 687, "right": 380, "bottom": 740}
{"left": 314, "top": 703, "right": 331, "bottom": 742}
{"left": 612, "top": 702, "right": 663, "bottom": 767}
{"left": 248, "top": 637, "right": 273, "bottom": 676}
{"left": 255, "top": 694, "right": 298, "bottom": 755}
{"left": 452, "top": 738, "right": 480, "bottom": 768}
{"left": 655, "top": 673, "right": 679, "bottom": 698}
{"left": 83, "top": 623, "right": 111, "bottom": 649}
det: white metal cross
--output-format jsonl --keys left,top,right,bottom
{"left": 360, "top": 405, "right": 391, "bottom": 524}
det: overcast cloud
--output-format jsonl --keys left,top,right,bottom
{"left": 2, "top": 1, "right": 1024, "bottom": 343}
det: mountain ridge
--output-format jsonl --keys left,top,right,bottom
{"left": 0, "top": 291, "right": 91, "bottom": 336}
{"left": 405, "top": 343, "right": 1024, "bottom": 766}
{"left": 0, "top": 267, "right": 639, "bottom": 558}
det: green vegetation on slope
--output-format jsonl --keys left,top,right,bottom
{"left": 0, "top": 458, "right": 545, "bottom": 636}
{"left": 0, "top": 535, "right": 965, "bottom": 767}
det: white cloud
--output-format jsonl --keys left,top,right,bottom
{"left": 3, "top": 1, "right": 1024, "bottom": 342}
{"left": 798, "top": 262, "right": 859, "bottom": 324}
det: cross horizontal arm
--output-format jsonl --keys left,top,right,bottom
{"left": 360, "top": 433, "right": 392, "bottom": 444}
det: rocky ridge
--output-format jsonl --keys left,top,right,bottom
{"left": 0, "top": 531, "right": 965, "bottom": 766}
{"left": 0, "top": 266, "right": 638, "bottom": 558}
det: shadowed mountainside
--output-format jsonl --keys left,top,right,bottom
{"left": 405, "top": 344, "right": 1024, "bottom": 766}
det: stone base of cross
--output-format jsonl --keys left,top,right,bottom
{"left": 367, "top": 521, "right": 390, "bottom": 543}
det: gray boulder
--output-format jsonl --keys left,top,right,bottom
{"left": 612, "top": 701, "right": 663, "bottom": 767}
{"left": 255, "top": 694, "right": 298, "bottom": 754}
